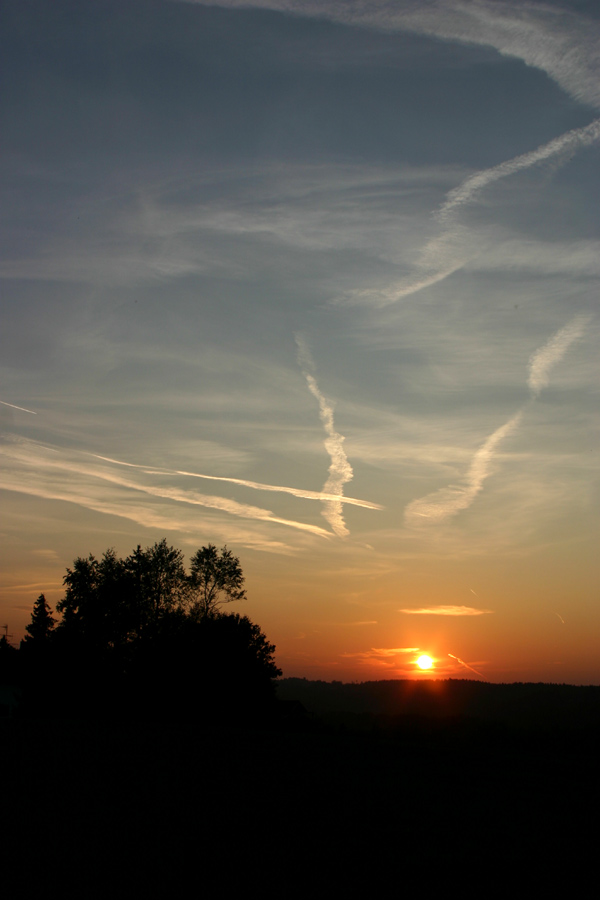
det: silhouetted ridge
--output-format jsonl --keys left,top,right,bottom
{"left": 277, "top": 677, "right": 600, "bottom": 731}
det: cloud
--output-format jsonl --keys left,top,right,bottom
{"left": 466, "top": 239, "right": 600, "bottom": 278}
{"left": 0, "top": 582, "right": 63, "bottom": 597}
{"left": 394, "top": 0, "right": 600, "bottom": 110}
{"left": 341, "top": 647, "right": 420, "bottom": 666}
{"left": 295, "top": 334, "right": 354, "bottom": 536}
{"left": 180, "top": 0, "right": 600, "bottom": 109}
{"left": 399, "top": 605, "right": 493, "bottom": 616}
{"left": 405, "top": 315, "right": 590, "bottom": 525}
{"left": 528, "top": 314, "right": 591, "bottom": 397}
{"left": 0, "top": 163, "right": 441, "bottom": 291}
{"left": 31, "top": 549, "right": 61, "bottom": 563}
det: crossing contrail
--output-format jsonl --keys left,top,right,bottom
{"left": 91, "top": 454, "right": 381, "bottom": 510}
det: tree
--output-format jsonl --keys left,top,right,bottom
{"left": 126, "top": 539, "right": 188, "bottom": 634}
{"left": 137, "top": 612, "right": 281, "bottom": 722}
{"left": 56, "top": 553, "right": 100, "bottom": 637}
{"left": 57, "top": 551, "right": 128, "bottom": 649}
{"left": 33, "top": 538, "right": 280, "bottom": 721}
{"left": 55, "top": 540, "right": 188, "bottom": 649}
{"left": 188, "top": 544, "right": 246, "bottom": 619}
{"left": 23, "top": 593, "right": 56, "bottom": 643}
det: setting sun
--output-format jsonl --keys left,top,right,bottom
{"left": 416, "top": 655, "right": 434, "bottom": 670}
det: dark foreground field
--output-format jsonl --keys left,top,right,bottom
{"left": 3, "top": 679, "right": 599, "bottom": 895}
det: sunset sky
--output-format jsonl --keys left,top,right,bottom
{"left": 1, "top": 0, "right": 598, "bottom": 684}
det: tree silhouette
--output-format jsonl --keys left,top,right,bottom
{"left": 56, "top": 553, "right": 100, "bottom": 637}
{"left": 126, "top": 539, "right": 188, "bottom": 635}
{"left": 23, "top": 593, "right": 56, "bottom": 643}
{"left": 57, "top": 550, "right": 129, "bottom": 650}
{"left": 55, "top": 541, "right": 188, "bottom": 650}
{"left": 188, "top": 544, "right": 246, "bottom": 618}
{"left": 24, "top": 539, "right": 280, "bottom": 721}
{"left": 136, "top": 612, "right": 281, "bottom": 722}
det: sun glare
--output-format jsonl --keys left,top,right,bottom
{"left": 416, "top": 655, "right": 433, "bottom": 670}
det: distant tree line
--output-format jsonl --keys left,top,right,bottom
{"left": 1, "top": 540, "right": 281, "bottom": 722}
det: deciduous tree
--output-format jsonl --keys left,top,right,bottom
{"left": 188, "top": 544, "right": 246, "bottom": 619}
{"left": 126, "top": 539, "right": 188, "bottom": 635}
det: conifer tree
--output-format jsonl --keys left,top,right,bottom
{"left": 24, "top": 593, "right": 56, "bottom": 643}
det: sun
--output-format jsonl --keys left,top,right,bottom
{"left": 416, "top": 655, "right": 433, "bottom": 670}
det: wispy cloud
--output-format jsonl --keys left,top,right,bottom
{"left": 405, "top": 316, "right": 589, "bottom": 525}
{"left": 0, "top": 582, "right": 63, "bottom": 596}
{"left": 465, "top": 239, "right": 600, "bottom": 278}
{"left": 295, "top": 334, "right": 354, "bottom": 537}
{"left": 181, "top": 0, "right": 600, "bottom": 109}
{"left": 399, "top": 606, "right": 493, "bottom": 616}
{"left": 31, "top": 549, "right": 61, "bottom": 563}
{"left": 341, "top": 647, "right": 420, "bottom": 667}
{"left": 394, "top": 0, "right": 600, "bottom": 110}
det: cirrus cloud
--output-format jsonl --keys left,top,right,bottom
{"left": 398, "top": 605, "right": 493, "bottom": 616}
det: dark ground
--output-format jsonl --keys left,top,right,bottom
{"left": 3, "top": 679, "right": 599, "bottom": 895}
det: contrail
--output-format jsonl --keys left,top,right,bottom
{"left": 399, "top": 605, "right": 493, "bottom": 616}
{"left": 438, "top": 120, "right": 600, "bottom": 224}
{"left": 381, "top": 120, "right": 600, "bottom": 304}
{"left": 555, "top": 613, "right": 565, "bottom": 625}
{"left": 295, "top": 334, "right": 354, "bottom": 537}
{"left": 448, "top": 653, "right": 484, "bottom": 678}
{"left": 0, "top": 400, "right": 37, "bottom": 414}
{"left": 405, "top": 316, "right": 589, "bottom": 525}
{"left": 405, "top": 408, "right": 524, "bottom": 523}
{"left": 92, "top": 454, "right": 381, "bottom": 509}
{"left": 179, "top": 3, "right": 600, "bottom": 305}
{"left": 110, "top": 478, "right": 333, "bottom": 537}
{"left": 528, "top": 315, "right": 590, "bottom": 397}
{"left": 1, "top": 439, "right": 333, "bottom": 538}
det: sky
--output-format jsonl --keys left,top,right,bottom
{"left": 1, "top": 0, "right": 598, "bottom": 684}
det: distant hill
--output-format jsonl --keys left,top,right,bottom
{"left": 277, "top": 677, "right": 600, "bottom": 732}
